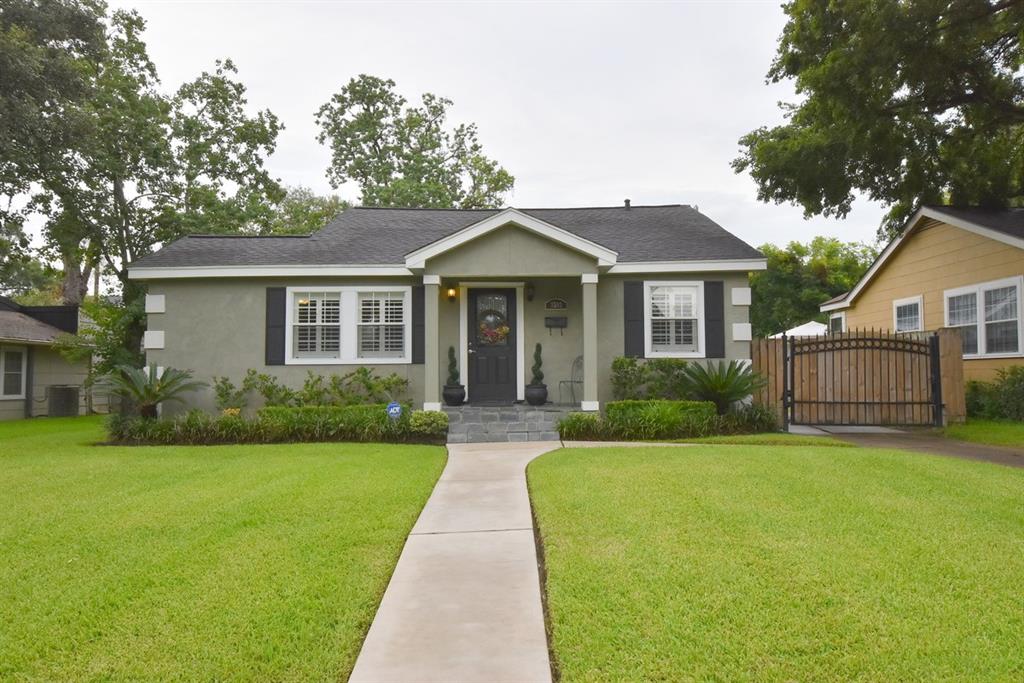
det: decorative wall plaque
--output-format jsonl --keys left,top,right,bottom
{"left": 544, "top": 298, "right": 568, "bottom": 311}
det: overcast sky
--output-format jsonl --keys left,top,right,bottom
{"left": 105, "top": 0, "right": 886, "bottom": 249}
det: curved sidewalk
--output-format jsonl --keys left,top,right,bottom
{"left": 349, "top": 441, "right": 559, "bottom": 683}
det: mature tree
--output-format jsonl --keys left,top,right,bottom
{"left": 0, "top": 0, "right": 106, "bottom": 301}
{"left": 255, "top": 185, "right": 348, "bottom": 235}
{"left": 750, "top": 237, "right": 877, "bottom": 336}
{"left": 0, "top": 253, "right": 62, "bottom": 303}
{"left": 734, "top": 1, "right": 1024, "bottom": 238}
{"left": 315, "top": 75, "right": 514, "bottom": 209}
{"left": 1, "top": 6, "right": 283, "bottom": 309}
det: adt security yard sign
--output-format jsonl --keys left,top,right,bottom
{"left": 386, "top": 401, "right": 403, "bottom": 421}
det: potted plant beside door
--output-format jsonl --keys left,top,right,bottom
{"left": 442, "top": 346, "right": 465, "bottom": 406}
{"left": 525, "top": 343, "right": 548, "bottom": 406}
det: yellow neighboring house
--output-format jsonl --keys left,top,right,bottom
{"left": 820, "top": 206, "right": 1024, "bottom": 382}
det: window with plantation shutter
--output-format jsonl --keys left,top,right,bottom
{"left": 358, "top": 291, "right": 406, "bottom": 359}
{"left": 284, "top": 286, "right": 412, "bottom": 364}
{"left": 643, "top": 281, "right": 705, "bottom": 358}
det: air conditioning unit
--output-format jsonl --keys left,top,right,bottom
{"left": 48, "top": 386, "right": 80, "bottom": 417}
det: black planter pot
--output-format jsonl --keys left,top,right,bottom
{"left": 442, "top": 384, "right": 466, "bottom": 407}
{"left": 525, "top": 383, "right": 548, "bottom": 406}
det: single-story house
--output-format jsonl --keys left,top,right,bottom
{"left": 0, "top": 296, "right": 89, "bottom": 419}
{"left": 128, "top": 203, "right": 766, "bottom": 411}
{"left": 820, "top": 205, "right": 1024, "bottom": 381}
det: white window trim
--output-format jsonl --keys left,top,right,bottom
{"left": 829, "top": 311, "right": 846, "bottom": 334}
{"left": 943, "top": 275, "right": 1024, "bottom": 359}
{"left": 0, "top": 344, "right": 28, "bottom": 400}
{"left": 284, "top": 286, "right": 412, "bottom": 365}
{"left": 892, "top": 295, "right": 924, "bottom": 333}
{"left": 643, "top": 280, "right": 706, "bottom": 358}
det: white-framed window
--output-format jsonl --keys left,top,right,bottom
{"left": 828, "top": 312, "right": 846, "bottom": 334}
{"left": 644, "top": 281, "right": 704, "bottom": 357}
{"left": 944, "top": 276, "right": 1023, "bottom": 358}
{"left": 0, "top": 345, "right": 27, "bottom": 399}
{"left": 892, "top": 295, "right": 923, "bottom": 333}
{"left": 285, "top": 286, "right": 412, "bottom": 364}
{"left": 357, "top": 291, "right": 406, "bottom": 359}
{"left": 292, "top": 291, "right": 341, "bottom": 359}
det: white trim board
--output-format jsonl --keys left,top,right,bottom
{"left": 128, "top": 265, "right": 414, "bottom": 280}
{"left": 820, "top": 206, "right": 1024, "bottom": 312}
{"left": 404, "top": 208, "right": 618, "bottom": 269}
{"left": 607, "top": 258, "right": 767, "bottom": 274}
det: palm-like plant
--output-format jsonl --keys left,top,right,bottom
{"left": 682, "top": 360, "right": 767, "bottom": 415}
{"left": 108, "top": 364, "right": 207, "bottom": 418}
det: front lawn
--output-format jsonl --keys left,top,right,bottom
{"left": 674, "top": 432, "right": 853, "bottom": 447}
{"left": 529, "top": 445, "right": 1024, "bottom": 681}
{"left": 0, "top": 416, "right": 445, "bottom": 681}
{"left": 943, "top": 418, "right": 1024, "bottom": 448}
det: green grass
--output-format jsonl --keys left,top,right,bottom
{"left": 943, "top": 418, "right": 1024, "bottom": 448}
{"left": 674, "top": 432, "right": 853, "bottom": 447}
{"left": 529, "top": 445, "right": 1024, "bottom": 681}
{"left": 0, "top": 416, "right": 445, "bottom": 681}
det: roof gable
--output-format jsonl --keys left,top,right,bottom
{"left": 821, "top": 205, "right": 1024, "bottom": 312}
{"left": 404, "top": 208, "right": 617, "bottom": 269}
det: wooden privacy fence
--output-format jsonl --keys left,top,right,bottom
{"left": 751, "top": 328, "right": 965, "bottom": 427}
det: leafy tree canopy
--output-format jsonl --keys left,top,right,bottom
{"left": 750, "top": 237, "right": 877, "bottom": 336}
{"left": 255, "top": 185, "right": 348, "bottom": 235}
{"left": 316, "top": 75, "right": 514, "bottom": 209}
{"left": 1, "top": 5, "right": 284, "bottom": 305}
{"left": 734, "top": 0, "right": 1024, "bottom": 238}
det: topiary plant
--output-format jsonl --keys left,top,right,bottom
{"left": 446, "top": 346, "right": 460, "bottom": 386}
{"left": 530, "top": 343, "right": 544, "bottom": 386}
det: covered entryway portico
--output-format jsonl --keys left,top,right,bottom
{"left": 409, "top": 209, "right": 613, "bottom": 412}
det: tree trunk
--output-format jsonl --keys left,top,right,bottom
{"left": 60, "top": 254, "right": 90, "bottom": 305}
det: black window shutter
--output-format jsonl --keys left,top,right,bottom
{"left": 623, "top": 280, "right": 645, "bottom": 358}
{"left": 411, "top": 285, "right": 425, "bottom": 364}
{"left": 704, "top": 281, "right": 726, "bottom": 359}
{"left": 265, "top": 287, "right": 286, "bottom": 365}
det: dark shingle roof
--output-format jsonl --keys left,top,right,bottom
{"left": 0, "top": 311, "right": 67, "bottom": 344}
{"left": 923, "top": 205, "right": 1024, "bottom": 241}
{"left": 130, "top": 204, "right": 763, "bottom": 268}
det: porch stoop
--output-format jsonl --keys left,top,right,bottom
{"left": 444, "top": 405, "right": 572, "bottom": 443}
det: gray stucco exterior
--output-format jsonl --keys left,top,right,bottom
{"left": 133, "top": 206, "right": 761, "bottom": 413}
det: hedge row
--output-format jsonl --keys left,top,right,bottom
{"left": 107, "top": 405, "right": 449, "bottom": 446}
{"left": 558, "top": 400, "right": 777, "bottom": 440}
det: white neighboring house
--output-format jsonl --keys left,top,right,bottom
{"left": 769, "top": 320, "right": 829, "bottom": 338}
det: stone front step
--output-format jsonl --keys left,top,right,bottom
{"left": 444, "top": 405, "right": 572, "bottom": 443}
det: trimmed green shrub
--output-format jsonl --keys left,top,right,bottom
{"left": 966, "top": 367, "right": 1024, "bottom": 421}
{"left": 556, "top": 401, "right": 777, "bottom": 441}
{"left": 610, "top": 357, "right": 647, "bottom": 400}
{"left": 557, "top": 412, "right": 606, "bottom": 440}
{"left": 605, "top": 400, "right": 717, "bottom": 440}
{"left": 107, "top": 405, "right": 448, "bottom": 446}
{"left": 643, "top": 358, "right": 690, "bottom": 400}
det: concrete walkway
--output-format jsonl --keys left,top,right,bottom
{"left": 349, "top": 441, "right": 559, "bottom": 683}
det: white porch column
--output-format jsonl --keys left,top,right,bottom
{"left": 423, "top": 275, "right": 441, "bottom": 411}
{"left": 581, "top": 273, "right": 599, "bottom": 411}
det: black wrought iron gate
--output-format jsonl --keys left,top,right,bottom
{"left": 782, "top": 332, "right": 943, "bottom": 428}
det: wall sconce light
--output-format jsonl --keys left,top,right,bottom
{"left": 447, "top": 287, "right": 457, "bottom": 302}
{"left": 525, "top": 282, "right": 535, "bottom": 301}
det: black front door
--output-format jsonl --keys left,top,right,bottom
{"left": 468, "top": 288, "right": 516, "bottom": 404}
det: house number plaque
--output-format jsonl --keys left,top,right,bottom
{"left": 544, "top": 298, "right": 568, "bottom": 311}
